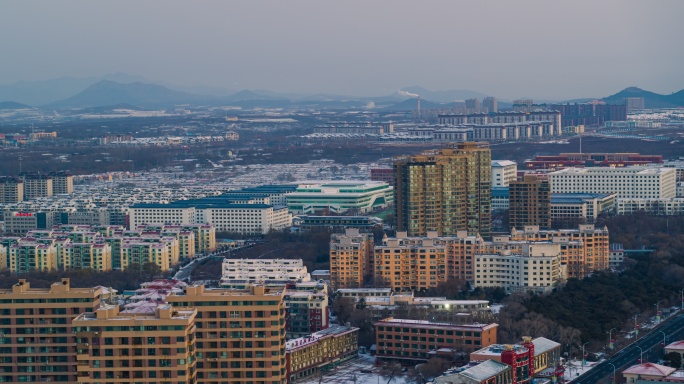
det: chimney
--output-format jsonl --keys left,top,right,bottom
{"left": 417, "top": 96, "right": 421, "bottom": 119}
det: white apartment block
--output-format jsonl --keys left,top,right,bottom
{"left": 474, "top": 243, "right": 566, "bottom": 294}
{"left": 548, "top": 167, "right": 676, "bottom": 199}
{"left": 220, "top": 258, "right": 311, "bottom": 288}
{"left": 616, "top": 198, "right": 684, "bottom": 215}
{"left": 491, "top": 160, "right": 517, "bottom": 187}
{"left": 129, "top": 203, "right": 292, "bottom": 234}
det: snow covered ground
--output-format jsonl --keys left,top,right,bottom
{"left": 298, "top": 354, "right": 410, "bottom": 384}
{"left": 563, "top": 359, "right": 603, "bottom": 381}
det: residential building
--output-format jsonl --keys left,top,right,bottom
{"left": 49, "top": 172, "right": 74, "bottom": 195}
{"left": 373, "top": 234, "right": 448, "bottom": 291}
{"left": 220, "top": 259, "right": 311, "bottom": 288}
{"left": 285, "top": 325, "right": 359, "bottom": 382}
{"left": 465, "top": 98, "right": 480, "bottom": 112}
{"left": 285, "top": 181, "right": 393, "bottom": 214}
{"left": 473, "top": 243, "right": 565, "bottom": 294}
{"left": 121, "top": 242, "right": 170, "bottom": 272}
{"left": 622, "top": 363, "right": 677, "bottom": 383}
{"left": 509, "top": 224, "right": 610, "bottom": 278}
{"left": 394, "top": 142, "right": 492, "bottom": 238}
{"left": 9, "top": 241, "right": 58, "bottom": 272}
{"left": 0, "top": 176, "right": 23, "bottom": 203}
{"left": 524, "top": 152, "right": 663, "bottom": 171}
{"left": 165, "top": 284, "right": 288, "bottom": 384}
{"left": 374, "top": 318, "right": 498, "bottom": 362}
{"left": 491, "top": 160, "right": 517, "bottom": 187}
{"left": 313, "top": 122, "right": 394, "bottom": 134}
{"left": 549, "top": 102, "right": 627, "bottom": 127}
{"left": 509, "top": 175, "right": 551, "bottom": 229}
{"left": 73, "top": 304, "right": 198, "bottom": 384}
{"left": 482, "top": 97, "right": 498, "bottom": 113}
{"left": 548, "top": 167, "right": 677, "bottom": 199}
{"left": 0, "top": 244, "right": 6, "bottom": 270}
{"left": 0, "top": 279, "right": 103, "bottom": 384}
{"left": 491, "top": 187, "right": 510, "bottom": 212}
{"left": 625, "top": 97, "right": 645, "bottom": 112}
{"left": 329, "top": 228, "right": 374, "bottom": 289}
{"left": 615, "top": 198, "right": 684, "bottom": 215}
{"left": 438, "top": 111, "right": 561, "bottom": 133}
{"left": 130, "top": 197, "right": 292, "bottom": 234}
{"left": 284, "top": 281, "right": 329, "bottom": 338}
{"left": 62, "top": 243, "right": 112, "bottom": 271}
{"left": 370, "top": 168, "right": 394, "bottom": 184}
{"left": 550, "top": 193, "right": 616, "bottom": 223}
{"left": 610, "top": 243, "right": 624, "bottom": 268}
{"left": 21, "top": 173, "right": 53, "bottom": 200}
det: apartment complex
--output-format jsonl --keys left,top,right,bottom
{"left": 548, "top": 167, "right": 676, "bottom": 199}
{"left": 474, "top": 243, "right": 565, "bottom": 294}
{"left": 21, "top": 173, "right": 53, "bottom": 200}
{"left": 394, "top": 142, "right": 491, "bottom": 238}
{"left": 0, "top": 176, "right": 23, "bottom": 203}
{"left": 285, "top": 325, "right": 359, "bottom": 382}
{"left": 0, "top": 279, "right": 103, "bottom": 383}
{"left": 130, "top": 197, "right": 292, "bottom": 235}
{"left": 438, "top": 111, "right": 561, "bottom": 132}
{"left": 550, "top": 193, "right": 616, "bottom": 223}
{"left": 283, "top": 282, "right": 329, "bottom": 338}
{"left": 491, "top": 160, "right": 517, "bottom": 187}
{"left": 285, "top": 181, "right": 393, "bottom": 214}
{"left": 374, "top": 318, "right": 498, "bottom": 362}
{"left": 524, "top": 152, "right": 662, "bottom": 170}
{"left": 220, "top": 259, "right": 311, "bottom": 288}
{"left": 9, "top": 240, "right": 58, "bottom": 273}
{"left": 61, "top": 243, "right": 112, "bottom": 271}
{"left": 4, "top": 211, "right": 56, "bottom": 234}
{"left": 165, "top": 284, "right": 288, "bottom": 384}
{"left": 329, "top": 228, "right": 374, "bottom": 289}
{"left": 50, "top": 172, "right": 74, "bottom": 195}
{"left": 509, "top": 175, "right": 551, "bottom": 229}
{"left": 73, "top": 304, "right": 198, "bottom": 384}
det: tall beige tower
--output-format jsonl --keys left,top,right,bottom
{"left": 394, "top": 142, "right": 492, "bottom": 238}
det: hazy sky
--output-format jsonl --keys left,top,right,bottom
{"left": 1, "top": 0, "right": 683, "bottom": 100}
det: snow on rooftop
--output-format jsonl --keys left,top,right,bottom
{"left": 623, "top": 362, "right": 676, "bottom": 377}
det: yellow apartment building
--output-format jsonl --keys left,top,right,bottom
{"left": 329, "top": 228, "right": 374, "bottom": 289}
{"left": 0, "top": 279, "right": 103, "bottom": 384}
{"left": 73, "top": 304, "right": 197, "bottom": 384}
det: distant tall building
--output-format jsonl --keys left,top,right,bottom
{"left": 509, "top": 175, "right": 551, "bottom": 230}
{"left": 625, "top": 97, "right": 645, "bottom": 112}
{"left": 513, "top": 99, "right": 534, "bottom": 111}
{"left": 21, "top": 173, "right": 52, "bottom": 200}
{"left": 550, "top": 102, "right": 627, "bottom": 127}
{"left": 465, "top": 98, "right": 480, "bottom": 111}
{"left": 483, "top": 96, "right": 498, "bottom": 113}
{"left": 50, "top": 172, "right": 74, "bottom": 195}
{"left": 394, "top": 142, "right": 491, "bottom": 238}
{"left": 0, "top": 176, "right": 23, "bottom": 203}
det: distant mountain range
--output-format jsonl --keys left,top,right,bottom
{"left": 0, "top": 73, "right": 682, "bottom": 111}
{"left": 602, "top": 87, "right": 684, "bottom": 108}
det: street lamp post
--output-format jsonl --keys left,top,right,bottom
{"left": 633, "top": 313, "right": 640, "bottom": 339}
{"left": 656, "top": 300, "right": 663, "bottom": 324}
{"left": 680, "top": 289, "right": 684, "bottom": 312}
{"left": 608, "top": 328, "right": 617, "bottom": 350}
{"left": 582, "top": 342, "right": 589, "bottom": 366}
{"left": 659, "top": 330, "right": 667, "bottom": 347}
{"left": 637, "top": 346, "right": 644, "bottom": 363}
{"left": 608, "top": 362, "right": 617, "bottom": 384}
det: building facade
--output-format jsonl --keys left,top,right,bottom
{"left": 374, "top": 318, "right": 498, "bottom": 362}
{"left": 285, "top": 325, "right": 359, "bottom": 382}
{"left": 0, "top": 279, "right": 103, "bottom": 384}
{"left": 220, "top": 259, "right": 311, "bottom": 288}
{"left": 394, "top": 142, "right": 492, "bottom": 238}
{"left": 524, "top": 153, "right": 662, "bottom": 171}
{"left": 509, "top": 175, "right": 551, "bottom": 230}
{"left": 21, "top": 174, "right": 53, "bottom": 200}
{"left": 329, "top": 228, "right": 374, "bottom": 289}
{"left": 285, "top": 181, "right": 393, "bottom": 215}
{"left": 491, "top": 160, "right": 517, "bottom": 187}
{"left": 0, "top": 176, "right": 23, "bottom": 203}
{"left": 548, "top": 167, "right": 676, "bottom": 199}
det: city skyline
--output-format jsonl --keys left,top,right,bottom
{"left": 1, "top": 0, "right": 683, "bottom": 100}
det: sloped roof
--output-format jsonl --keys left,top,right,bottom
{"left": 459, "top": 360, "right": 510, "bottom": 381}
{"left": 533, "top": 337, "right": 561, "bottom": 354}
{"left": 666, "top": 340, "right": 684, "bottom": 351}
{"left": 623, "top": 363, "right": 676, "bottom": 377}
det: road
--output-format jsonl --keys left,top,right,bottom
{"left": 570, "top": 314, "right": 684, "bottom": 383}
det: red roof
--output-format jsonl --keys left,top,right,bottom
{"left": 623, "top": 363, "right": 676, "bottom": 377}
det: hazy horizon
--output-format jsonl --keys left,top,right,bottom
{"left": 2, "top": 0, "right": 683, "bottom": 100}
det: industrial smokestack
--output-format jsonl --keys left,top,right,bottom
{"left": 417, "top": 96, "right": 421, "bottom": 119}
